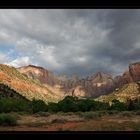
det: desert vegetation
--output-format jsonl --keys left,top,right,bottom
{"left": 0, "top": 81, "right": 140, "bottom": 130}
{"left": 0, "top": 113, "right": 17, "bottom": 126}
{"left": 1, "top": 94, "right": 140, "bottom": 114}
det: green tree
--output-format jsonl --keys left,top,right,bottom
{"left": 31, "top": 99, "right": 47, "bottom": 113}
{"left": 58, "top": 96, "right": 78, "bottom": 112}
{"left": 95, "top": 101, "right": 110, "bottom": 110}
{"left": 111, "top": 99, "right": 126, "bottom": 111}
{"left": 47, "top": 102, "right": 59, "bottom": 112}
{"left": 77, "top": 99, "right": 95, "bottom": 112}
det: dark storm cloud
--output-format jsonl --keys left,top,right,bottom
{"left": 0, "top": 9, "right": 140, "bottom": 77}
{"left": 99, "top": 10, "right": 140, "bottom": 74}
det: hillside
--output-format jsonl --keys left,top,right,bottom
{"left": 17, "top": 65, "right": 55, "bottom": 85}
{"left": 96, "top": 82, "right": 140, "bottom": 103}
{"left": 0, "top": 83, "right": 29, "bottom": 101}
{"left": 0, "top": 64, "right": 64, "bottom": 103}
{"left": 17, "top": 62, "right": 140, "bottom": 99}
{"left": 18, "top": 65, "right": 116, "bottom": 98}
{"left": 1, "top": 60, "right": 140, "bottom": 103}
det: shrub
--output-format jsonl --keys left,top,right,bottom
{"left": 0, "top": 98, "right": 31, "bottom": 113}
{"left": 135, "top": 110, "right": 140, "bottom": 115}
{"left": 106, "top": 110, "right": 119, "bottom": 115}
{"left": 74, "top": 111, "right": 83, "bottom": 116}
{"left": 64, "top": 112, "right": 75, "bottom": 115}
{"left": 97, "top": 110, "right": 108, "bottom": 116}
{"left": 51, "top": 118, "right": 66, "bottom": 123}
{"left": 120, "top": 111, "right": 133, "bottom": 117}
{"left": 0, "top": 113, "right": 17, "bottom": 126}
{"left": 81, "top": 112, "right": 101, "bottom": 120}
{"left": 35, "top": 111, "right": 50, "bottom": 117}
{"left": 110, "top": 100, "right": 127, "bottom": 111}
{"left": 130, "top": 99, "right": 140, "bottom": 110}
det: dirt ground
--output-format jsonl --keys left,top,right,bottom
{"left": 0, "top": 112, "right": 140, "bottom": 131}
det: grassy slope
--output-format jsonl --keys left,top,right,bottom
{"left": 0, "top": 64, "right": 63, "bottom": 103}
{"left": 96, "top": 82, "right": 140, "bottom": 102}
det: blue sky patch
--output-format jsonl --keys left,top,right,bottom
{"left": 0, "top": 43, "right": 18, "bottom": 60}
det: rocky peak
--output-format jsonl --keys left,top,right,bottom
{"left": 114, "top": 62, "right": 140, "bottom": 88}
{"left": 129, "top": 62, "right": 140, "bottom": 82}
{"left": 16, "top": 60, "right": 140, "bottom": 99}
{"left": 17, "top": 65, "right": 54, "bottom": 84}
{"left": 91, "top": 72, "right": 113, "bottom": 83}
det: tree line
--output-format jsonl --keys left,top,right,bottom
{"left": 0, "top": 96, "right": 140, "bottom": 113}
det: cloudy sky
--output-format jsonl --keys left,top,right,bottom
{"left": 0, "top": 9, "right": 140, "bottom": 77}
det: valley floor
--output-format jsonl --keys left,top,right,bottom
{"left": 1, "top": 111, "right": 140, "bottom": 131}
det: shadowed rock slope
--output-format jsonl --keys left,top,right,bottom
{"left": 0, "top": 64, "right": 64, "bottom": 103}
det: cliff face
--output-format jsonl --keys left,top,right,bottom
{"left": 85, "top": 72, "right": 115, "bottom": 97}
{"left": 17, "top": 65, "right": 55, "bottom": 85}
{"left": 17, "top": 65, "right": 116, "bottom": 98}
{"left": 129, "top": 62, "right": 140, "bottom": 82}
{"left": 114, "top": 70, "right": 132, "bottom": 88}
{"left": 114, "top": 62, "right": 140, "bottom": 88}
{"left": 0, "top": 64, "right": 63, "bottom": 103}
{"left": 17, "top": 61, "right": 140, "bottom": 99}
{"left": 1, "top": 60, "right": 140, "bottom": 103}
